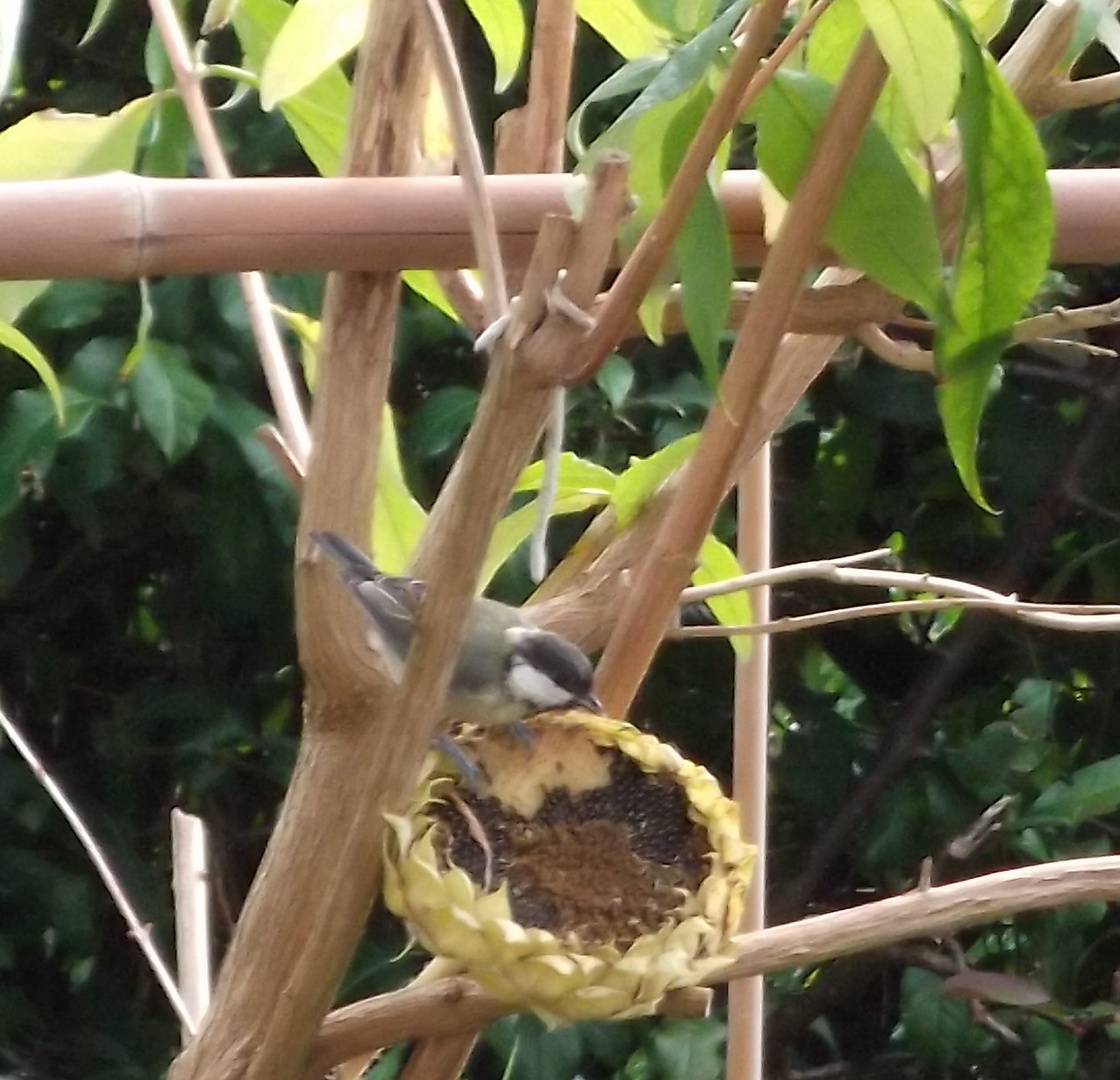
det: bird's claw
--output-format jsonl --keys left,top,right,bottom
{"left": 509, "top": 719, "right": 535, "bottom": 749}
{"left": 432, "top": 733, "right": 487, "bottom": 794}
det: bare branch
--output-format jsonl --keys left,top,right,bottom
{"left": 679, "top": 548, "right": 894, "bottom": 603}
{"left": 571, "top": 0, "right": 790, "bottom": 382}
{"left": 145, "top": 0, "right": 310, "bottom": 469}
{"left": 0, "top": 697, "right": 194, "bottom": 1031}
{"left": 415, "top": 0, "right": 507, "bottom": 323}
{"left": 305, "top": 856, "right": 1120, "bottom": 1070}
{"left": 674, "top": 565, "right": 1120, "bottom": 637}
{"left": 595, "top": 36, "right": 890, "bottom": 714}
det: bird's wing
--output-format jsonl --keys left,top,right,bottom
{"left": 350, "top": 574, "right": 425, "bottom": 659}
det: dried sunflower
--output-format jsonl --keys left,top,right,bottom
{"left": 383, "top": 712, "right": 754, "bottom": 1024}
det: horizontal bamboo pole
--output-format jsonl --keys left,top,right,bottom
{"left": 1, "top": 169, "right": 1118, "bottom": 280}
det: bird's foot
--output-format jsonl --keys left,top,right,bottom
{"left": 432, "top": 733, "right": 486, "bottom": 794}
{"left": 509, "top": 719, "right": 535, "bottom": 749}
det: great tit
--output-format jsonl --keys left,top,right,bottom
{"left": 312, "top": 531, "right": 603, "bottom": 727}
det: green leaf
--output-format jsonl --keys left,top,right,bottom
{"left": 665, "top": 86, "right": 731, "bottom": 388}
{"left": 649, "top": 1020, "right": 725, "bottom": 1080}
{"left": 0, "top": 389, "right": 61, "bottom": 518}
{"left": 576, "top": 0, "right": 668, "bottom": 59}
{"left": 259, "top": 0, "right": 363, "bottom": 110}
{"left": 855, "top": 0, "right": 960, "bottom": 143}
{"left": 514, "top": 452, "right": 617, "bottom": 497}
{"left": 694, "top": 535, "right": 751, "bottom": 657}
{"left": 587, "top": 0, "right": 748, "bottom": 154}
{"left": 1022, "top": 754, "right": 1120, "bottom": 827}
{"left": 611, "top": 433, "right": 697, "bottom": 526}
{"left": 78, "top": 0, "right": 117, "bottom": 44}
{"left": 0, "top": 320, "right": 65, "bottom": 421}
{"left": 408, "top": 386, "right": 479, "bottom": 460}
{"left": 481, "top": 492, "right": 608, "bottom": 586}
{"left": 234, "top": 0, "right": 349, "bottom": 175}
{"left": 141, "top": 96, "right": 192, "bottom": 177}
{"left": 372, "top": 407, "right": 427, "bottom": 574}
{"left": 127, "top": 342, "right": 216, "bottom": 462}
{"left": 896, "top": 968, "right": 994, "bottom": 1066}
{"left": 568, "top": 54, "right": 665, "bottom": 159}
{"left": 753, "top": 71, "right": 944, "bottom": 313}
{"left": 934, "top": 22, "right": 1053, "bottom": 511}
{"left": 1027, "top": 1016, "right": 1079, "bottom": 1080}
{"left": 0, "top": 94, "right": 158, "bottom": 180}
{"left": 595, "top": 354, "right": 635, "bottom": 410}
{"left": 465, "top": 0, "right": 526, "bottom": 92}
{"left": 676, "top": 179, "right": 730, "bottom": 387}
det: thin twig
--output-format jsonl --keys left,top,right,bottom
{"left": 679, "top": 547, "right": 894, "bottom": 603}
{"left": 0, "top": 698, "right": 195, "bottom": 1031}
{"left": 569, "top": 0, "right": 790, "bottom": 383}
{"left": 681, "top": 562, "right": 1120, "bottom": 623}
{"left": 145, "top": 0, "right": 310, "bottom": 469}
{"left": 854, "top": 323, "right": 934, "bottom": 372}
{"left": 415, "top": 0, "right": 508, "bottom": 324}
{"left": 669, "top": 594, "right": 1120, "bottom": 638}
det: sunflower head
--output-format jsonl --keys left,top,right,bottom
{"left": 384, "top": 713, "right": 754, "bottom": 1024}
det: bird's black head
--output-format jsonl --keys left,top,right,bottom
{"left": 504, "top": 627, "right": 602, "bottom": 716}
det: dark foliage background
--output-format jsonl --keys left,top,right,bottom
{"left": 6, "top": 2, "right": 1120, "bottom": 1079}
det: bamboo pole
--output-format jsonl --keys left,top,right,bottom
{"left": 0, "top": 170, "right": 1119, "bottom": 280}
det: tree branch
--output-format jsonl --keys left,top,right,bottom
{"left": 305, "top": 856, "right": 1120, "bottom": 1072}
{"left": 595, "top": 35, "right": 890, "bottom": 714}
{"left": 168, "top": 3, "right": 431, "bottom": 1079}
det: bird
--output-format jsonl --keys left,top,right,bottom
{"left": 311, "top": 531, "right": 603, "bottom": 730}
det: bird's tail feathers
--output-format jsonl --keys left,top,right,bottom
{"left": 310, "top": 530, "right": 381, "bottom": 583}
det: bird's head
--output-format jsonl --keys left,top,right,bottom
{"left": 503, "top": 627, "right": 602, "bottom": 717}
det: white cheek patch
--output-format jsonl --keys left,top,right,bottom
{"left": 508, "top": 658, "right": 573, "bottom": 711}
{"left": 366, "top": 629, "right": 405, "bottom": 682}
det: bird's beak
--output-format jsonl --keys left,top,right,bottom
{"left": 581, "top": 690, "right": 605, "bottom": 714}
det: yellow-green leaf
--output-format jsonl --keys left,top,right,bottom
{"left": 235, "top": 0, "right": 350, "bottom": 174}
{"left": 611, "top": 434, "right": 698, "bottom": 526}
{"left": 958, "top": 0, "right": 1013, "bottom": 41}
{"left": 855, "top": 0, "right": 959, "bottom": 144}
{"left": 515, "top": 452, "right": 617, "bottom": 497}
{"left": 481, "top": 492, "right": 608, "bottom": 586}
{"left": 259, "top": 0, "right": 364, "bottom": 110}
{"left": 271, "top": 303, "right": 320, "bottom": 390}
{"left": 465, "top": 0, "right": 526, "bottom": 92}
{"left": 372, "top": 407, "right": 428, "bottom": 574}
{"left": 0, "top": 320, "right": 65, "bottom": 422}
{"left": 0, "top": 94, "right": 158, "bottom": 180}
{"left": 403, "top": 271, "right": 460, "bottom": 323}
{"left": 577, "top": 0, "right": 668, "bottom": 59}
{"left": 694, "top": 535, "right": 751, "bottom": 657}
